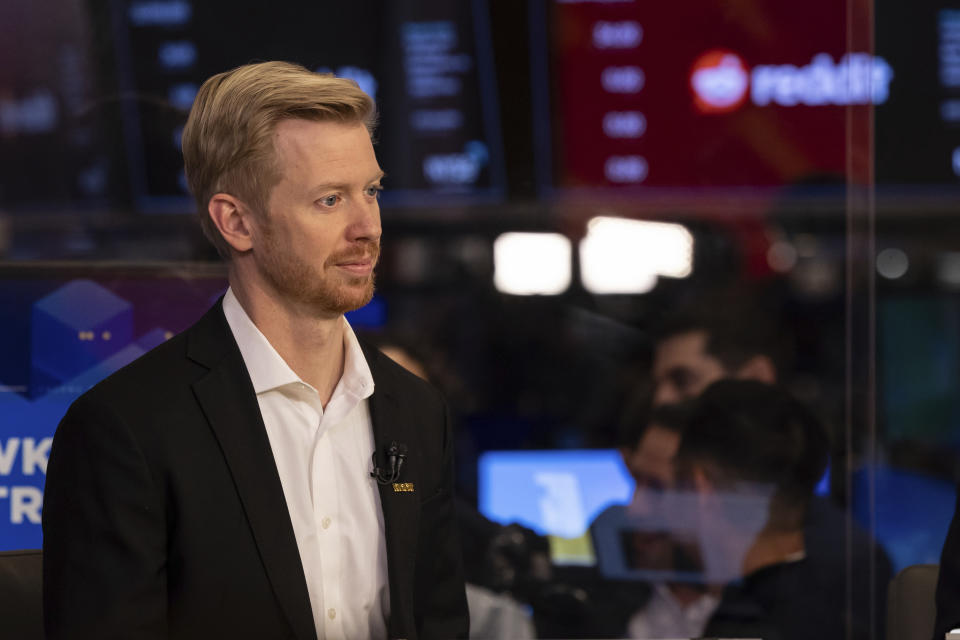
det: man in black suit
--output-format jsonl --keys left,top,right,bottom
{"left": 42, "top": 61, "right": 469, "bottom": 640}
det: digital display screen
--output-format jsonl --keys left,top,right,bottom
{"left": 0, "top": 0, "right": 116, "bottom": 209}
{"left": 478, "top": 449, "right": 632, "bottom": 528}
{"left": 534, "top": 0, "right": 958, "bottom": 192}
{"left": 874, "top": 1, "right": 960, "bottom": 186}
{"left": 478, "top": 448, "right": 634, "bottom": 566}
{"left": 108, "top": 0, "right": 505, "bottom": 211}
{"left": 0, "top": 0, "right": 504, "bottom": 214}
{"left": 4, "top": 0, "right": 960, "bottom": 215}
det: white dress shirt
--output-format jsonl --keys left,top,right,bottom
{"left": 223, "top": 288, "right": 390, "bottom": 640}
{"left": 627, "top": 584, "right": 719, "bottom": 639}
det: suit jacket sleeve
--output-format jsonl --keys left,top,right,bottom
{"left": 416, "top": 402, "right": 470, "bottom": 639}
{"left": 935, "top": 486, "right": 960, "bottom": 640}
{"left": 42, "top": 393, "right": 167, "bottom": 640}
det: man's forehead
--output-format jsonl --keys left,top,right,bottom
{"left": 274, "top": 117, "right": 366, "bottom": 149}
{"left": 655, "top": 330, "right": 711, "bottom": 362}
{"left": 271, "top": 119, "right": 379, "bottom": 177}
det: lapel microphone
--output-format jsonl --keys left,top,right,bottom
{"left": 371, "top": 441, "right": 407, "bottom": 485}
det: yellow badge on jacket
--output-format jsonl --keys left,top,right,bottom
{"left": 392, "top": 482, "right": 415, "bottom": 493}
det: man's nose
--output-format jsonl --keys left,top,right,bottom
{"left": 629, "top": 486, "right": 657, "bottom": 517}
{"left": 652, "top": 383, "right": 679, "bottom": 407}
{"left": 347, "top": 199, "right": 382, "bottom": 244}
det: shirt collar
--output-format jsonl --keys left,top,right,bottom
{"left": 653, "top": 583, "right": 720, "bottom": 612}
{"left": 337, "top": 314, "right": 375, "bottom": 401}
{"left": 221, "top": 287, "right": 374, "bottom": 400}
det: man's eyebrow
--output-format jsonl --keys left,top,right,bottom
{"left": 308, "top": 171, "right": 386, "bottom": 195}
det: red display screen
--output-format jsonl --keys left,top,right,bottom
{"left": 545, "top": 0, "right": 888, "bottom": 189}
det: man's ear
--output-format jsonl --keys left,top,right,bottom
{"left": 208, "top": 193, "right": 255, "bottom": 254}
{"left": 735, "top": 355, "right": 777, "bottom": 385}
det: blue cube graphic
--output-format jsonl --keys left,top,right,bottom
{"left": 30, "top": 280, "right": 133, "bottom": 395}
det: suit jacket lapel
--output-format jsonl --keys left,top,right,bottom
{"left": 187, "top": 303, "right": 317, "bottom": 640}
{"left": 364, "top": 343, "right": 421, "bottom": 640}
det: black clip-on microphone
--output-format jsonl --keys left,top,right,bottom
{"left": 371, "top": 441, "right": 408, "bottom": 485}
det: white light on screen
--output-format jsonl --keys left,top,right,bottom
{"left": 937, "top": 252, "right": 960, "bottom": 287}
{"left": 876, "top": 248, "right": 909, "bottom": 280}
{"left": 493, "top": 232, "right": 572, "bottom": 295}
{"left": 580, "top": 217, "right": 693, "bottom": 294}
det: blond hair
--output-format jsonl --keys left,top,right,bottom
{"left": 181, "top": 61, "right": 376, "bottom": 258}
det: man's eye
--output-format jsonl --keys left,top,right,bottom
{"left": 318, "top": 195, "right": 339, "bottom": 207}
{"left": 365, "top": 185, "right": 383, "bottom": 198}
{"left": 669, "top": 369, "right": 695, "bottom": 391}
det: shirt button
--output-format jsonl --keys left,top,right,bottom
{"left": 328, "top": 608, "right": 336, "bottom": 620}
{"left": 322, "top": 517, "right": 332, "bottom": 529}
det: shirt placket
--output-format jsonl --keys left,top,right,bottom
{"left": 312, "top": 409, "right": 343, "bottom": 638}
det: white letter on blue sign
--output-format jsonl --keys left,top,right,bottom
{"left": 0, "top": 439, "right": 19, "bottom": 475}
{"left": 11, "top": 487, "right": 42, "bottom": 524}
{"left": 21, "top": 438, "right": 52, "bottom": 475}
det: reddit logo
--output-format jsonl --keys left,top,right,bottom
{"left": 690, "top": 50, "right": 749, "bottom": 113}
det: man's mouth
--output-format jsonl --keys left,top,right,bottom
{"left": 335, "top": 259, "right": 375, "bottom": 276}
{"left": 331, "top": 247, "right": 379, "bottom": 276}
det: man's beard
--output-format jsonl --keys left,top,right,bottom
{"left": 257, "top": 227, "right": 379, "bottom": 315}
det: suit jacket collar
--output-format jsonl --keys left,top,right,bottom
{"left": 361, "top": 340, "right": 421, "bottom": 640}
{"left": 186, "top": 301, "right": 421, "bottom": 640}
{"left": 186, "top": 301, "right": 317, "bottom": 640}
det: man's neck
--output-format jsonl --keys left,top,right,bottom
{"left": 229, "top": 276, "right": 345, "bottom": 406}
{"left": 741, "top": 528, "right": 805, "bottom": 577}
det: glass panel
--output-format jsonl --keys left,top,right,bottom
{"left": 2, "top": 1, "right": 955, "bottom": 639}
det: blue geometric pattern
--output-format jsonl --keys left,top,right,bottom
{"left": 30, "top": 280, "right": 133, "bottom": 397}
{"left": 4, "top": 280, "right": 161, "bottom": 549}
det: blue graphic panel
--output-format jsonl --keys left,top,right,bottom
{"left": 0, "top": 276, "right": 221, "bottom": 550}
{"left": 30, "top": 280, "right": 133, "bottom": 396}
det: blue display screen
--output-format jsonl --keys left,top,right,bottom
{"left": 478, "top": 448, "right": 634, "bottom": 538}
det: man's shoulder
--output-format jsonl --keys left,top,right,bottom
{"left": 88, "top": 330, "right": 192, "bottom": 394}
{"left": 361, "top": 339, "right": 444, "bottom": 405}
{"left": 53, "top": 325, "right": 203, "bottom": 456}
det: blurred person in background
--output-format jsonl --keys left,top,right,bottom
{"left": 568, "top": 295, "right": 784, "bottom": 639}
{"left": 371, "top": 338, "right": 537, "bottom": 640}
{"left": 590, "top": 399, "right": 722, "bottom": 638}
{"left": 648, "top": 294, "right": 891, "bottom": 636}
{"left": 673, "top": 380, "right": 832, "bottom": 639}
{"left": 673, "top": 380, "right": 882, "bottom": 640}
{"left": 650, "top": 294, "right": 780, "bottom": 407}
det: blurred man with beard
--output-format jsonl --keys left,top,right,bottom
{"left": 43, "top": 61, "right": 468, "bottom": 640}
{"left": 650, "top": 295, "right": 779, "bottom": 407}
{"left": 590, "top": 400, "right": 721, "bottom": 638}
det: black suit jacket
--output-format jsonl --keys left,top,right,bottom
{"left": 42, "top": 301, "right": 469, "bottom": 640}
